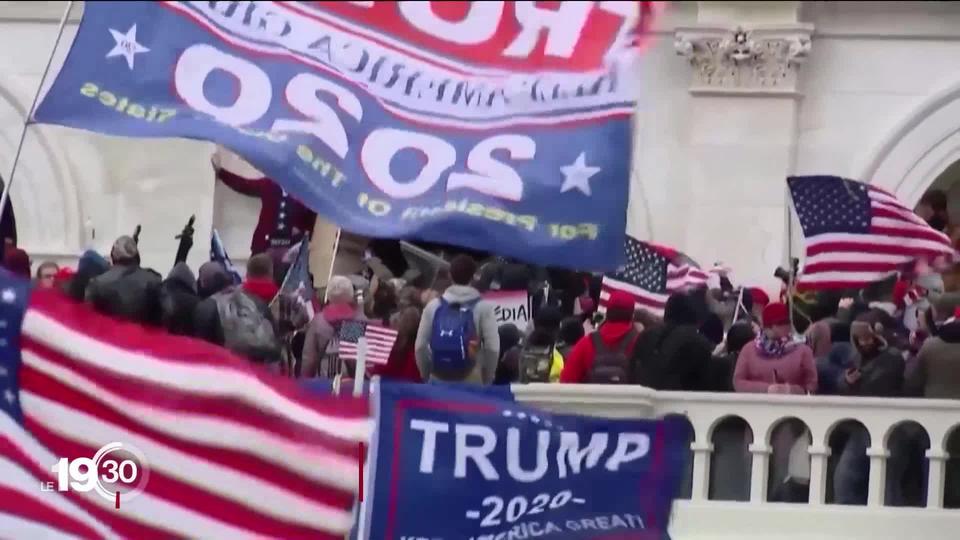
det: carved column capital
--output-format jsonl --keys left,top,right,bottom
{"left": 674, "top": 24, "right": 814, "bottom": 96}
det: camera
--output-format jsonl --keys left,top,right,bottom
{"left": 774, "top": 258, "right": 800, "bottom": 285}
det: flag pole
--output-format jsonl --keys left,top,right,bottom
{"left": 352, "top": 336, "right": 367, "bottom": 397}
{"left": 323, "top": 228, "right": 343, "bottom": 302}
{"left": 0, "top": 1, "right": 75, "bottom": 227}
{"left": 786, "top": 188, "right": 797, "bottom": 334}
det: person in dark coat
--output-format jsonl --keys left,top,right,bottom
{"left": 2, "top": 247, "right": 31, "bottom": 279}
{"left": 557, "top": 317, "right": 585, "bottom": 360}
{"left": 631, "top": 292, "right": 714, "bottom": 391}
{"left": 193, "top": 262, "right": 236, "bottom": 344}
{"left": 212, "top": 154, "right": 316, "bottom": 257}
{"left": 834, "top": 311, "right": 907, "bottom": 506}
{"left": 709, "top": 322, "right": 756, "bottom": 392}
{"left": 85, "top": 236, "right": 162, "bottom": 325}
{"left": 159, "top": 262, "right": 199, "bottom": 336}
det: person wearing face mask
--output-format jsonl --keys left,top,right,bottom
{"left": 733, "top": 302, "right": 817, "bottom": 394}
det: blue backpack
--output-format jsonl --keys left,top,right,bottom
{"left": 430, "top": 298, "right": 480, "bottom": 378}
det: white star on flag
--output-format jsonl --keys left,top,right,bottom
{"left": 560, "top": 152, "right": 602, "bottom": 196}
{"left": 107, "top": 24, "right": 150, "bottom": 70}
{"left": 1, "top": 289, "right": 15, "bottom": 304}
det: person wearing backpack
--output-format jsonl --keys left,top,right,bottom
{"left": 194, "top": 261, "right": 282, "bottom": 367}
{"left": 415, "top": 255, "right": 500, "bottom": 384}
{"left": 511, "top": 306, "right": 565, "bottom": 383}
{"left": 559, "top": 290, "right": 639, "bottom": 383}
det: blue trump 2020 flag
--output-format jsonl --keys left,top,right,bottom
{"left": 34, "top": 1, "right": 644, "bottom": 270}
{"left": 356, "top": 382, "right": 687, "bottom": 540}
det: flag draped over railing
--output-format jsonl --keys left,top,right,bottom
{"left": 32, "top": 1, "right": 657, "bottom": 270}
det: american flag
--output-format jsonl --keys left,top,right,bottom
{"left": 600, "top": 236, "right": 709, "bottom": 317}
{"left": 0, "top": 275, "right": 370, "bottom": 539}
{"left": 275, "top": 237, "right": 316, "bottom": 320}
{"left": 337, "top": 321, "right": 398, "bottom": 366}
{"left": 788, "top": 175, "right": 958, "bottom": 290}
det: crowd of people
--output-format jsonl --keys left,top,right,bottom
{"left": 3, "top": 217, "right": 960, "bottom": 508}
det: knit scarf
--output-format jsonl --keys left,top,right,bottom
{"left": 755, "top": 332, "right": 798, "bottom": 359}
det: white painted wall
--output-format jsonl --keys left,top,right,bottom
{"left": 5, "top": 1, "right": 960, "bottom": 294}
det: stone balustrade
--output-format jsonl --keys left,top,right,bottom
{"left": 513, "top": 385, "right": 960, "bottom": 539}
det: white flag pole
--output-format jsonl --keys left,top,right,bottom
{"left": 0, "top": 1, "right": 75, "bottom": 226}
{"left": 323, "top": 228, "right": 342, "bottom": 302}
{"left": 731, "top": 286, "right": 745, "bottom": 327}
{"left": 352, "top": 336, "right": 367, "bottom": 397}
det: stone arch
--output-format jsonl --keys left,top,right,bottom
{"left": 858, "top": 77, "right": 960, "bottom": 206}
{"left": 0, "top": 77, "right": 96, "bottom": 256}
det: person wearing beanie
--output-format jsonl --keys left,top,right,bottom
{"left": 85, "top": 236, "right": 162, "bottom": 325}
{"left": 560, "top": 290, "right": 640, "bottom": 383}
{"left": 733, "top": 302, "right": 817, "bottom": 394}
{"left": 629, "top": 292, "right": 714, "bottom": 390}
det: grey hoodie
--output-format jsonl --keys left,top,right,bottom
{"left": 415, "top": 285, "right": 500, "bottom": 384}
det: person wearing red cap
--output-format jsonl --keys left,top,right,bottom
{"left": 560, "top": 290, "right": 639, "bottom": 383}
{"left": 733, "top": 302, "right": 817, "bottom": 394}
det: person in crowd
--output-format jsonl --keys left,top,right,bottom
{"left": 366, "top": 278, "right": 398, "bottom": 326}
{"left": 159, "top": 262, "right": 199, "bottom": 336}
{"left": 370, "top": 306, "right": 423, "bottom": 383}
{"left": 631, "top": 292, "right": 714, "bottom": 391}
{"left": 85, "top": 236, "right": 163, "bottom": 326}
{"left": 302, "top": 275, "right": 366, "bottom": 378}
{"left": 514, "top": 306, "right": 564, "bottom": 383}
{"left": 66, "top": 250, "right": 109, "bottom": 302}
{"left": 733, "top": 302, "right": 818, "bottom": 394}
{"left": 632, "top": 309, "right": 661, "bottom": 335}
{"left": 709, "top": 322, "right": 756, "bottom": 392}
{"left": 833, "top": 311, "right": 911, "bottom": 505}
{"left": 837, "top": 311, "right": 905, "bottom": 397}
{"left": 560, "top": 290, "right": 639, "bottom": 384}
{"left": 815, "top": 321, "right": 855, "bottom": 395}
{"left": 242, "top": 253, "right": 279, "bottom": 303}
{"left": 748, "top": 287, "right": 771, "bottom": 321}
{"left": 916, "top": 189, "right": 950, "bottom": 233}
{"left": 212, "top": 152, "right": 316, "bottom": 261}
{"left": 557, "top": 316, "right": 586, "bottom": 360}
{"left": 34, "top": 261, "right": 59, "bottom": 289}
{"left": 908, "top": 306, "right": 960, "bottom": 399}
{"left": 397, "top": 285, "right": 423, "bottom": 312}
{"left": 194, "top": 261, "right": 281, "bottom": 366}
{"left": 415, "top": 254, "right": 500, "bottom": 384}
{"left": 494, "top": 323, "right": 524, "bottom": 385}
{"left": 53, "top": 266, "right": 75, "bottom": 291}
{"left": 3, "top": 247, "right": 31, "bottom": 279}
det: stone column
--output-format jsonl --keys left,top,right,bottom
{"left": 673, "top": 3, "right": 813, "bottom": 290}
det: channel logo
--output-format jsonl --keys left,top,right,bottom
{"left": 42, "top": 442, "right": 150, "bottom": 509}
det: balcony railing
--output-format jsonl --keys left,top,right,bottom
{"left": 513, "top": 385, "right": 960, "bottom": 540}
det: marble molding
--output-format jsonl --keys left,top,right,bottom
{"left": 674, "top": 24, "right": 814, "bottom": 95}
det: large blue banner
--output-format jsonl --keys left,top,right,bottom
{"left": 358, "top": 382, "right": 687, "bottom": 540}
{"left": 34, "top": 1, "right": 643, "bottom": 269}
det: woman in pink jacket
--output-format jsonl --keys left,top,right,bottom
{"left": 734, "top": 303, "right": 818, "bottom": 394}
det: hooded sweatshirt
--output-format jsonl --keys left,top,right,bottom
{"left": 415, "top": 284, "right": 500, "bottom": 384}
{"left": 559, "top": 320, "right": 636, "bottom": 383}
{"left": 908, "top": 318, "right": 960, "bottom": 399}
{"left": 160, "top": 262, "right": 199, "bottom": 336}
{"left": 629, "top": 293, "right": 714, "bottom": 390}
